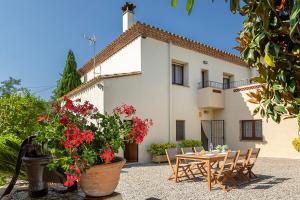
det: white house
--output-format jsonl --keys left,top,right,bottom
{"left": 66, "top": 2, "right": 300, "bottom": 163}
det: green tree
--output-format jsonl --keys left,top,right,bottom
{"left": 171, "top": 0, "right": 300, "bottom": 124}
{"left": 54, "top": 49, "right": 81, "bottom": 99}
{"left": 0, "top": 77, "right": 25, "bottom": 97}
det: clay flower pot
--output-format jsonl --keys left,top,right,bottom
{"left": 22, "top": 155, "right": 50, "bottom": 197}
{"left": 80, "top": 157, "right": 126, "bottom": 197}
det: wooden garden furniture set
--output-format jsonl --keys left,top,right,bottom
{"left": 165, "top": 147, "right": 260, "bottom": 191}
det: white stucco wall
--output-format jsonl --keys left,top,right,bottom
{"left": 69, "top": 82, "right": 104, "bottom": 114}
{"left": 81, "top": 37, "right": 142, "bottom": 82}
{"left": 73, "top": 34, "right": 300, "bottom": 162}
{"left": 214, "top": 85, "right": 300, "bottom": 159}
{"left": 103, "top": 38, "right": 170, "bottom": 163}
{"left": 101, "top": 37, "right": 253, "bottom": 163}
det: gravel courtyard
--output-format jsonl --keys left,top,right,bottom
{"left": 116, "top": 158, "right": 300, "bottom": 200}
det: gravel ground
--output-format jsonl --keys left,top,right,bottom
{"left": 116, "top": 158, "right": 300, "bottom": 200}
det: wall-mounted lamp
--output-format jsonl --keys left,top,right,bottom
{"left": 97, "top": 83, "right": 104, "bottom": 90}
{"left": 203, "top": 60, "right": 208, "bottom": 65}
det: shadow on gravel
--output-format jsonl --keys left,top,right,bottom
{"left": 237, "top": 175, "right": 291, "bottom": 190}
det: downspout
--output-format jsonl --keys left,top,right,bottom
{"left": 168, "top": 42, "right": 172, "bottom": 142}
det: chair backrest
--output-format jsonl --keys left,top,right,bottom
{"left": 181, "top": 147, "right": 194, "bottom": 154}
{"left": 193, "top": 146, "right": 203, "bottom": 153}
{"left": 248, "top": 148, "right": 260, "bottom": 166}
{"left": 219, "top": 151, "right": 240, "bottom": 174}
{"left": 165, "top": 148, "right": 179, "bottom": 167}
{"left": 238, "top": 149, "right": 252, "bottom": 167}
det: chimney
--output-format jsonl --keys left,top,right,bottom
{"left": 121, "top": 2, "right": 136, "bottom": 32}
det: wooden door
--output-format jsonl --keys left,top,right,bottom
{"left": 124, "top": 142, "right": 138, "bottom": 162}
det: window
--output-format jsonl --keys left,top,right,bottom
{"left": 201, "top": 70, "right": 208, "bottom": 88}
{"left": 83, "top": 74, "right": 88, "bottom": 83}
{"left": 223, "top": 77, "right": 230, "bottom": 89}
{"left": 241, "top": 120, "right": 262, "bottom": 140}
{"left": 176, "top": 120, "right": 185, "bottom": 141}
{"left": 172, "top": 63, "right": 184, "bottom": 85}
{"left": 223, "top": 74, "right": 233, "bottom": 89}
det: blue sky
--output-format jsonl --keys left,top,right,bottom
{"left": 0, "top": 0, "right": 244, "bottom": 99}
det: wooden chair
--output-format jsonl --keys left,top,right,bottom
{"left": 165, "top": 148, "right": 195, "bottom": 181}
{"left": 235, "top": 149, "right": 252, "bottom": 182}
{"left": 211, "top": 150, "right": 240, "bottom": 191}
{"left": 181, "top": 147, "right": 206, "bottom": 176}
{"left": 246, "top": 148, "right": 260, "bottom": 179}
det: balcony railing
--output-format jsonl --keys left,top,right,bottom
{"left": 198, "top": 79, "right": 254, "bottom": 90}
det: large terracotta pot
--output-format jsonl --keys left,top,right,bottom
{"left": 80, "top": 157, "right": 126, "bottom": 197}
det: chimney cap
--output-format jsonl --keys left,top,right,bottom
{"left": 121, "top": 2, "right": 136, "bottom": 13}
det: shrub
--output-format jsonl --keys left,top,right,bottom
{"left": 148, "top": 143, "right": 177, "bottom": 156}
{"left": 179, "top": 139, "right": 202, "bottom": 148}
{"left": 292, "top": 137, "right": 300, "bottom": 152}
{"left": 0, "top": 93, "right": 48, "bottom": 139}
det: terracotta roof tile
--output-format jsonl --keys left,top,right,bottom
{"left": 78, "top": 22, "right": 248, "bottom": 75}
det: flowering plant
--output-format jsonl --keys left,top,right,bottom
{"left": 36, "top": 97, "right": 152, "bottom": 187}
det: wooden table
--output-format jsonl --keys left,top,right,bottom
{"left": 175, "top": 153, "right": 226, "bottom": 191}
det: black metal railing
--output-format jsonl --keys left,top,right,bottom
{"left": 198, "top": 79, "right": 254, "bottom": 90}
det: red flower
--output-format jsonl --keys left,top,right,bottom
{"left": 114, "top": 104, "right": 136, "bottom": 117}
{"left": 129, "top": 117, "right": 153, "bottom": 144}
{"left": 65, "top": 99, "right": 75, "bottom": 111}
{"left": 60, "top": 115, "right": 68, "bottom": 125}
{"left": 100, "top": 147, "right": 114, "bottom": 164}
{"left": 63, "top": 174, "right": 78, "bottom": 187}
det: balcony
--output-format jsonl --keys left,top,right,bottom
{"left": 198, "top": 86, "right": 224, "bottom": 109}
{"left": 198, "top": 79, "right": 253, "bottom": 90}
{"left": 197, "top": 79, "right": 253, "bottom": 109}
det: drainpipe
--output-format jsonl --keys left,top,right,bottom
{"left": 168, "top": 42, "right": 172, "bottom": 142}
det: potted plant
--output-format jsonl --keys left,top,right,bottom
{"left": 178, "top": 139, "right": 202, "bottom": 148}
{"left": 215, "top": 145, "right": 229, "bottom": 152}
{"left": 36, "top": 97, "right": 153, "bottom": 197}
{"left": 148, "top": 143, "right": 176, "bottom": 163}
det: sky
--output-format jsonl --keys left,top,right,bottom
{"left": 0, "top": 0, "right": 244, "bottom": 99}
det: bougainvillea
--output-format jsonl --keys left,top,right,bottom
{"left": 36, "top": 97, "right": 153, "bottom": 187}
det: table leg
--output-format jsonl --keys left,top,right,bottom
{"left": 174, "top": 157, "right": 179, "bottom": 183}
{"left": 207, "top": 160, "right": 212, "bottom": 191}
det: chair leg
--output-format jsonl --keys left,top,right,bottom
{"left": 183, "top": 168, "right": 191, "bottom": 180}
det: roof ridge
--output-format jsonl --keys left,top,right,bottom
{"left": 135, "top": 21, "right": 241, "bottom": 59}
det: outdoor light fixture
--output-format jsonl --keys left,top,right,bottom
{"left": 203, "top": 60, "right": 208, "bottom": 64}
{"left": 97, "top": 83, "right": 104, "bottom": 90}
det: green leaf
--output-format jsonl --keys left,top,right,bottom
{"left": 274, "top": 105, "right": 286, "bottom": 114}
{"left": 272, "top": 84, "right": 284, "bottom": 91}
{"left": 264, "top": 54, "right": 275, "bottom": 67}
{"left": 289, "top": 79, "right": 296, "bottom": 93}
{"left": 171, "top": 0, "right": 177, "bottom": 8}
{"left": 253, "top": 106, "right": 260, "bottom": 115}
{"left": 186, "top": 0, "right": 194, "bottom": 15}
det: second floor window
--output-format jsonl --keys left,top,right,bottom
{"left": 172, "top": 63, "right": 184, "bottom": 85}
{"left": 83, "top": 74, "right": 88, "bottom": 83}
